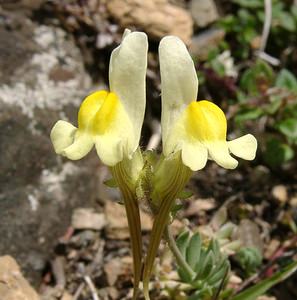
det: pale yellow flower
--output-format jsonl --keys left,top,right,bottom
{"left": 50, "top": 29, "right": 148, "bottom": 166}
{"left": 159, "top": 36, "right": 257, "bottom": 171}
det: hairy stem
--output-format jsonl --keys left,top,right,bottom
{"left": 112, "top": 162, "right": 142, "bottom": 300}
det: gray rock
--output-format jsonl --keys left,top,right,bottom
{"left": 189, "top": 0, "right": 219, "bottom": 28}
{"left": 0, "top": 15, "right": 100, "bottom": 285}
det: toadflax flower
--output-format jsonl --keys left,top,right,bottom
{"left": 50, "top": 29, "right": 148, "bottom": 166}
{"left": 50, "top": 29, "right": 148, "bottom": 300}
{"left": 159, "top": 36, "right": 257, "bottom": 171}
{"left": 142, "top": 36, "right": 258, "bottom": 300}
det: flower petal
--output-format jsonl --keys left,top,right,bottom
{"left": 228, "top": 134, "right": 257, "bottom": 160}
{"left": 159, "top": 36, "right": 198, "bottom": 148}
{"left": 109, "top": 30, "right": 148, "bottom": 152}
{"left": 95, "top": 136, "right": 123, "bottom": 166}
{"left": 50, "top": 120, "right": 77, "bottom": 154}
{"left": 62, "top": 132, "right": 94, "bottom": 160}
{"left": 207, "top": 141, "right": 238, "bottom": 169}
{"left": 181, "top": 142, "right": 208, "bottom": 171}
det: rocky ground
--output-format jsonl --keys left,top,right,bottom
{"left": 0, "top": 0, "right": 296, "bottom": 299}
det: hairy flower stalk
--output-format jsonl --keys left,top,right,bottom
{"left": 111, "top": 150, "right": 144, "bottom": 299}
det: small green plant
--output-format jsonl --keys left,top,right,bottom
{"left": 219, "top": 0, "right": 297, "bottom": 59}
{"left": 233, "top": 59, "right": 297, "bottom": 167}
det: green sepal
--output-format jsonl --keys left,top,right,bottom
{"left": 177, "top": 189, "right": 194, "bottom": 199}
{"left": 104, "top": 177, "right": 118, "bottom": 188}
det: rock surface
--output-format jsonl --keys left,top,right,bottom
{"left": 0, "top": 256, "right": 40, "bottom": 300}
{"left": 106, "top": 0, "right": 193, "bottom": 44}
{"left": 0, "top": 14, "right": 99, "bottom": 284}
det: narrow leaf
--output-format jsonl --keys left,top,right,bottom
{"left": 186, "top": 233, "right": 202, "bottom": 269}
{"left": 231, "top": 260, "right": 297, "bottom": 300}
{"left": 176, "top": 230, "right": 191, "bottom": 258}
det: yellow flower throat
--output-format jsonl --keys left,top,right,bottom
{"left": 185, "top": 100, "right": 227, "bottom": 141}
{"left": 78, "top": 90, "right": 119, "bottom": 135}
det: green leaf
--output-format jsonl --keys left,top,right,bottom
{"left": 186, "top": 233, "right": 202, "bottom": 269}
{"left": 176, "top": 230, "right": 190, "bottom": 258}
{"left": 264, "top": 138, "right": 294, "bottom": 167}
{"left": 235, "top": 107, "right": 263, "bottom": 123}
{"left": 240, "top": 60, "right": 274, "bottom": 95}
{"left": 198, "top": 250, "right": 215, "bottom": 280}
{"left": 171, "top": 204, "right": 184, "bottom": 216}
{"left": 230, "top": 260, "right": 297, "bottom": 300}
{"left": 276, "top": 118, "right": 297, "bottom": 142}
{"left": 104, "top": 178, "right": 118, "bottom": 188}
{"left": 232, "top": 0, "right": 263, "bottom": 8}
{"left": 265, "top": 96, "right": 282, "bottom": 115}
{"left": 277, "top": 12, "right": 296, "bottom": 32}
{"left": 178, "top": 266, "right": 193, "bottom": 283}
{"left": 194, "top": 248, "right": 207, "bottom": 274}
{"left": 177, "top": 190, "right": 194, "bottom": 199}
{"left": 208, "top": 260, "right": 230, "bottom": 286}
{"left": 235, "top": 247, "right": 262, "bottom": 275}
{"left": 276, "top": 69, "right": 297, "bottom": 94}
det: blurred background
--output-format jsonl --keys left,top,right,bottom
{"left": 0, "top": 0, "right": 296, "bottom": 299}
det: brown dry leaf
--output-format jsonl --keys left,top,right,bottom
{"left": 264, "top": 239, "right": 281, "bottom": 259}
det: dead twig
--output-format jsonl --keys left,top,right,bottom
{"left": 73, "top": 239, "right": 105, "bottom": 300}
{"left": 84, "top": 275, "right": 99, "bottom": 300}
{"left": 256, "top": 0, "right": 280, "bottom": 66}
{"left": 146, "top": 119, "right": 161, "bottom": 151}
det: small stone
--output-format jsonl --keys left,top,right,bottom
{"left": 71, "top": 208, "right": 106, "bottom": 230}
{"left": 105, "top": 201, "right": 152, "bottom": 239}
{"left": 289, "top": 196, "right": 297, "bottom": 207}
{"left": 189, "top": 0, "right": 219, "bottom": 28}
{"left": 105, "top": 202, "right": 130, "bottom": 239}
{"left": 0, "top": 255, "right": 40, "bottom": 300}
{"left": 107, "top": 0, "right": 193, "bottom": 44}
{"left": 98, "top": 287, "right": 119, "bottom": 300}
{"left": 189, "top": 28, "right": 225, "bottom": 60}
{"left": 185, "top": 198, "right": 216, "bottom": 216}
{"left": 61, "top": 291, "right": 73, "bottom": 300}
{"left": 272, "top": 185, "right": 288, "bottom": 203}
{"left": 104, "top": 258, "right": 123, "bottom": 286}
